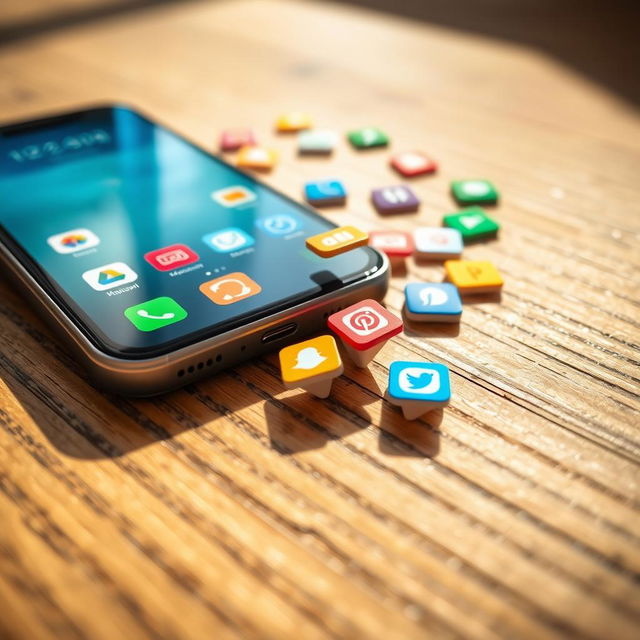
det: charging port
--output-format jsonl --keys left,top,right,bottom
{"left": 261, "top": 323, "right": 298, "bottom": 344}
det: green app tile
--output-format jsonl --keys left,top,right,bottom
{"left": 443, "top": 207, "right": 500, "bottom": 242}
{"left": 347, "top": 127, "right": 389, "bottom": 149}
{"left": 124, "top": 296, "right": 188, "bottom": 332}
{"left": 451, "top": 179, "right": 499, "bottom": 204}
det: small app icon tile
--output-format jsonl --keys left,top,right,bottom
{"left": 279, "top": 335, "right": 343, "bottom": 397}
{"left": 347, "top": 127, "right": 389, "bottom": 149}
{"left": 304, "top": 179, "right": 347, "bottom": 206}
{"left": 276, "top": 112, "right": 313, "bottom": 132}
{"left": 236, "top": 145, "right": 278, "bottom": 171}
{"left": 144, "top": 243, "right": 200, "bottom": 271}
{"left": 368, "top": 230, "right": 414, "bottom": 257}
{"left": 414, "top": 227, "right": 463, "bottom": 259}
{"left": 203, "top": 228, "right": 254, "bottom": 253}
{"left": 390, "top": 151, "right": 437, "bottom": 177}
{"left": 451, "top": 179, "right": 499, "bottom": 205}
{"left": 444, "top": 260, "right": 504, "bottom": 294}
{"left": 371, "top": 185, "right": 420, "bottom": 214}
{"left": 305, "top": 225, "right": 368, "bottom": 258}
{"left": 199, "top": 272, "right": 261, "bottom": 305}
{"left": 404, "top": 283, "right": 462, "bottom": 323}
{"left": 82, "top": 262, "right": 138, "bottom": 291}
{"left": 124, "top": 297, "right": 188, "bottom": 332}
{"left": 211, "top": 185, "right": 256, "bottom": 207}
{"left": 219, "top": 128, "right": 256, "bottom": 152}
{"left": 298, "top": 129, "right": 337, "bottom": 154}
{"left": 443, "top": 207, "right": 500, "bottom": 242}
{"left": 259, "top": 214, "right": 300, "bottom": 236}
{"left": 387, "top": 362, "right": 451, "bottom": 419}
{"left": 328, "top": 300, "right": 402, "bottom": 367}
{"left": 47, "top": 228, "right": 100, "bottom": 254}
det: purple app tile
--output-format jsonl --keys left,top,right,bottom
{"left": 371, "top": 185, "right": 420, "bottom": 214}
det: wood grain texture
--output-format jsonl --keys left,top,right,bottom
{"left": 0, "top": 1, "right": 639, "bottom": 638}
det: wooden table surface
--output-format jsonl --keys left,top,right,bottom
{"left": 1, "top": 1, "right": 639, "bottom": 638}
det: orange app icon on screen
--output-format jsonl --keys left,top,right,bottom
{"left": 199, "top": 272, "right": 261, "bottom": 305}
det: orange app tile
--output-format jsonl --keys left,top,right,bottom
{"left": 276, "top": 112, "right": 313, "bottom": 132}
{"left": 236, "top": 145, "right": 278, "bottom": 170}
{"left": 444, "top": 260, "right": 504, "bottom": 293}
{"left": 306, "top": 225, "right": 369, "bottom": 258}
{"left": 279, "top": 335, "right": 343, "bottom": 384}
{"left": 199, "top": 272, "right": 262, "bottom": 305}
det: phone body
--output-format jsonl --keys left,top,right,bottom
{"left": 0, "top": 104, "right": 388, "bottom": 396}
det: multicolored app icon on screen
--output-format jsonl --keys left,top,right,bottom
{"left": 144, "top": 243, "right": 199, "bottom": 271}
{"left": 82, "top": 262, "right": 138, "bottom": 291}
{"left": 211, "top": 185, "right": 256, "bottom": 207}
{"left": 47, "top": 228, "right": 100, "bottom": 254}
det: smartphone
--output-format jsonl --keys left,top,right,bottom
{"left": 0, "top": 105, "right": 388, "bottom": 396}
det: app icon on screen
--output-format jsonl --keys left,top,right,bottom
{"left": 47, "top": 228, "right": 100, "bottom": 254}
{"left": 144, "top": 243, "right": 199, "bottom": 271}
{"left": 124, "top": 297, "right": 188, "bottom": 332}
{"left": 259, "top": 214, "right": 300, "bottom": 236}
{"left": 199, "top": 272, "right": 261, "bottom": 306}
{"left": 202, "top": 228, "right": 254, "bottom": 253}
{"left": 82, "top": 262, "right": 138, "bottom": 291}
{"left": 211, "top": 185, "right": 256, "bottom": 208}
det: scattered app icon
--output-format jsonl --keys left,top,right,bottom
{"left": 276, "top": 112, "right": 314, "bottom": 132}
{"left": 390, "top": 151, "right": 437, "bottom": 177}
{"left": 144, "top": 243, "right": 200, "bottom": 271}
{"left": 451, "top": 179, "right": 499, "bottom": 204}
{"left": 199, "top": 272, "right": 261, "bottom": 305}
{"left": 211, "top": 185, "right": 256, "bottom": 208}
{"left": 414, "top": 227, "right": 463, "bottom": 259}
{"left": 371, "top": 185, "right": 420, "bottom": 214}
{"left": 124, "top": 297, "right": 188, "bottom": 331}
{"left": 279, "top": 335, "right": 343, "bottom": 397}
{"left": 236, "top": 145, "right": 278, "bottom": 171}
{"left": 304, "top": 179, "right": 347, "bottom": 206}
{"left": 202, "top": 228, "right": 254, "bottom": 253}
{"left": 443, "top": 207, "right": 500, "bottom": 241}
{"left": 260, "top": 214, "right": 300, "bottom": 236}
{"left": 368, "top": 230, "right": 414, "bottom": 257}
{"left": 387, "top": 362, "right": 452, "bottom": 419}
{"left": 305, "top": 225, "right": 368, "bottom": 257}
{"left": 47, "top": 228, "right": 100, "bottom": 254}
{"left": 444, "top": 260, "right": 504, "bottom": 294}
{"left": 298, "top": 129, "right": 337, "bottom": 154}
{"left": 219, "top": 128, "right": 256, "bottom": 152}
{"left": 82, "top": 262, "right": 138, "bottom": 291}
{"left": 347, "top": 127, "right": 389, "bottom": 149}
{"left": 404, "top": 283, "right": 462, "bottom": 323}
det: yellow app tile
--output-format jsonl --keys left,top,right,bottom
{"left": 279, "top": 335, "right": 343, "bottom": 385}
{"left": 276, "top": 112, "right": 313, "bottom": 132}
{"left": 444, "top": 260, "right": 504, "bottom": 293}
{"left": 306, "top": 226, "right": 369, "bottom": 258}
{"left": 236, "top": 145, "right": 278, "bottom": 170}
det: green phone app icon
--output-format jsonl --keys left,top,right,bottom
{"left": 124, "top": 296, "right": 188, "bottom": 331}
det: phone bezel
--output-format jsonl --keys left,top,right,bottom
{"left": 0, "top": 104, "right": 384, "bottom": 361}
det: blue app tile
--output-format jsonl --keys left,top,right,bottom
{"left": 304, "top": 179, "right": 347, "bottom": 205}
{"left": 203, "top": 227, "right": 254, "bottom": 253}
{"left": 259, "top": 214, "right": 300, "bottom": 236}
{"left": 404, "top": 283, "right": 462, "bottom": 321}
{"left": 388, "top": 361, "right": 451, "bottom": 403}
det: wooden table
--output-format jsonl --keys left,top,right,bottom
{"left": 1, "top": 1, "right": 639, "bottom": 638}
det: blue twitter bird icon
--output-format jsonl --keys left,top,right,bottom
{"left": 406, "top": 371, "right": 434, "bottom": 390}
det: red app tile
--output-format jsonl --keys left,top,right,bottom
{"left": 219, "top": 129, "right": 256, "bottom": 152}
{"left": 144, "top": 244, "right": 200, "bottom": 271}
{"left": 328, "top": 299, "right": 403, "bottom": 350}
{"left": 390, "top": 151, "right": 437, "bottom": 177}
{"left": 369, "top": 230, "right": 414, "bottom": 257}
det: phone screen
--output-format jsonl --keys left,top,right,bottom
{"left": 0, "top": 106, "right": 382, "bottom": 357}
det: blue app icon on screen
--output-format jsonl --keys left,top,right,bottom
{"left": 260, "top": 214, "right": 300, "bottom": 236}
{"left": 202, "top": 228, "right": 254, "bottom": 253}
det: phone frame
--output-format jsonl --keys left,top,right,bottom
{"left": 0, "top": 104, "right": 389, "bottom": 396}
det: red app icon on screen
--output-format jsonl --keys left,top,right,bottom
{"left": 144, "top": 244, "right": 200, "bottom": 271}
